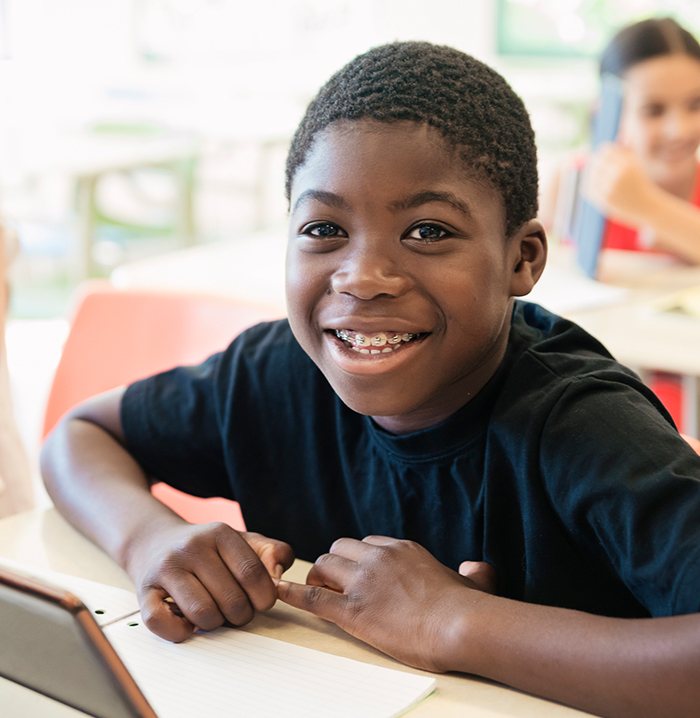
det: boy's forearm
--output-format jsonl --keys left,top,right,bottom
{"left": 451, "top": 592, "right": 700, "bottom": 718}
{"left": 41, "top": 417, "right": 183, "bottom": 572}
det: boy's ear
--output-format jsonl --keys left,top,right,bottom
{"left": 508, "top": 220, "right": 547, "bottom": 297}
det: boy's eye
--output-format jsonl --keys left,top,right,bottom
{"left": 405, "top": 223, "right": 450, "bottom": 242}
{"left": 302, "top": 222, "right": 347, "bottom": 238}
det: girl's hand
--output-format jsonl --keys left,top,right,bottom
{"left": 276, "top": 536, "right": 495, "bottom": 673}
{"left": 582, "top": 143, "right": 658, "bottom": 227}
{"left": 127, "top": 521, "right": 294, "bottom": 642}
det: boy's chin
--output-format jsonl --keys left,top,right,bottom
{"left": 332, "top": 386, "right": 411, "bottom": 421}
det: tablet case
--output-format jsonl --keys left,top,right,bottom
{"left": 0, "top": 567, "right": 156, "bottom": 718}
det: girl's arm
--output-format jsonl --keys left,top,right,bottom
{"left": 584, "top": 143, "right": 700, "bottom": 264}
{"left": 277, "top": 536, "right": 700, "bottom": 718}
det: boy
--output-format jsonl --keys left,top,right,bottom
{"left": 42, "top": 42, "right": 700, "bottom": 717}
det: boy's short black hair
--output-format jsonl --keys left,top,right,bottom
{"left": 285, "top": 41, "right": 538, "bottom": 237}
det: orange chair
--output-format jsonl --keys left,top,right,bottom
{"left": 43, "top": 280, "right": 284, "bottom": 529}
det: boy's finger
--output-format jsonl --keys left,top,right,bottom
{"left": 191, "top": 558, "right": 256, "bottom": 626}
{"left": 139, "top": 587, "right": 196, "bottom": 643}
{"left": 307, "top": 553, "right": 356, "bottom": 592}
{"left": 243, "top": 531, "right": 295, "bottom": 575}
{"left": 276, "top": 579, "right": 345, "bottom": 622}
{"left": 215, "top": 531, "right": 280, "bottom": 611}
{"left": 361, "top": 535, "right": 395, "bottom": 546}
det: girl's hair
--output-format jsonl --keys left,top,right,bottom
{"left": 285, "top": 41, "right": 538, "bottom": 237}
{"left": 600, "top": 17, "right": 700, "bottom": 77}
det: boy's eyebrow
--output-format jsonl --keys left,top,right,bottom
{"left": 292, "top": 190, "right": 352, "bottom": 213}
{"left": 390, "top": 190, "right": 473, "bottom": 217}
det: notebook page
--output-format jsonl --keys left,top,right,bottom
{"left": 654, "top": 285, "right": 700, "bottom": 318}
{"left": 104, "top": 617, "right": 436, "bottom": 718}
{"left": 0, "top": 558, "right": 139, "bottom": 626}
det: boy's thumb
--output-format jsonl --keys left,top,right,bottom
{"left": 243, "top": 531, "right": 295, "bottom": 578}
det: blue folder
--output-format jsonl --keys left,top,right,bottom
{"left": 573, "top": 74, "right": 624, "bottom": 278}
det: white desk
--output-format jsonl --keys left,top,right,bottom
{"left": 0, "top": 508, "right": 592, "bottom": 717}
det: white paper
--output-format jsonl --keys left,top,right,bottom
{"left": 0, "top": 559, "right": 436, "bottom": 717}
{"left": 105, "top": 618, "right": 436, "bottom": 718}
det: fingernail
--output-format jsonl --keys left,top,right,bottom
{"left": 272, "top": 563, "right": 284, "bottom": 580}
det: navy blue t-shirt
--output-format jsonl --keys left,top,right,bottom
{"left": 121, "top": 301, "right": 700, "bottom": 619}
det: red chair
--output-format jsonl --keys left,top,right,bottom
{"left": 42, "top": 280, "right": 284, "bottom": 529}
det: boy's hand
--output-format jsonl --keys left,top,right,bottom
{"left": 127, "top": 521, "right": 294, "bottom": 642}
{"left": 276, "top": 536, "right": 494, "bottom": 673}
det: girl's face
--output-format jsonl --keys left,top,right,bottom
{"left": 620, "top": 53, "right": 700, "bottom": 188}
{"left": 285, "top": 120, "right": 545, "bottom": 434}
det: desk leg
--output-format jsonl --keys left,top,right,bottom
{"left": 682, "top": 375, "right": 700, "bottom": 438}
{"left": 74, "top": 174, "right": 98, "bottom": 279}
{"left": 174, "top": 158, "right": 196, "bottom": 246}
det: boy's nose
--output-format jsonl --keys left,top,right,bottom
{"left": 330, "top": 245, "right": 411, "bottom": 300}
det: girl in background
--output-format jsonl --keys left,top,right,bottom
{"left": 541, "top": 16, "right": 700, "bottom": 431}
{"left": 543, "top": 16, "right": 700, "bottom": 264}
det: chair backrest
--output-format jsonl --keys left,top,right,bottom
{"left": 42, "top": 280, "right": 284, "bottom": 530}
{"left": 43, "top": 280, "right": 282, "bottom": 437}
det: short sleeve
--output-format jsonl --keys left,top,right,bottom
{"left": 120, "top": 351, "right": 230, "bottom": 498}
{"left": 540, "top": 375, "right": 700, "bottom": 616}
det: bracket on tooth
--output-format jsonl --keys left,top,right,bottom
{"left": 336, "top": 330, "right": 417, "bottom": 347}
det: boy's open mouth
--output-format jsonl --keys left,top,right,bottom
{"left": 332, "top": 329, "right": 428, "bottom": 354}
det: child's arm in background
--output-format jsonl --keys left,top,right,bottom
{"left": 277, "top": 536, "right": 700, "bottom": 718}
{"left": 584, "top": 143, "right": 700, "bottom": 264}
{"left": 40, "top": 388, "right": 294, "bottom": 641}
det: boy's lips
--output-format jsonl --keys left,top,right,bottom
{"left": 322, "top": 326, "right": 431, "bottom": 372}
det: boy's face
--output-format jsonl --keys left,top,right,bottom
{"left": 286, "top": 120, "right": 544, "bottom": 434}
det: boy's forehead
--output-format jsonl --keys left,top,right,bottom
{"left": 289, "top": 120, "right": 508, "bottom": 235}
{"left": 294, "top": 119, "right": 498, "bottom": 199}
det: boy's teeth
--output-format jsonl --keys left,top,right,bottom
{"left": 335, "top": 329, "right": 418, "bottom": 348}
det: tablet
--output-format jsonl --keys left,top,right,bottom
{"left": 0, "top": 566, "right": 156, "bottom": 718}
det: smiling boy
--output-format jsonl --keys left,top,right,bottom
{"left": 42, "top": 42, "right": 700, "bottom": 717}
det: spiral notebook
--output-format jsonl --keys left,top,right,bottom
{"left": 0, "top": 559, "right": 436, "bottom": 718}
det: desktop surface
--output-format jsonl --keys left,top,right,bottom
{"left": 0, "top": 508, "right": 593, "bottom": 717}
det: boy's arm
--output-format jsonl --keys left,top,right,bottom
{"left": 41, "top": 388, "right": 293, "bottom": 641}
{"left": 277, "top": 536, "right": 700, "bottom": 718}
